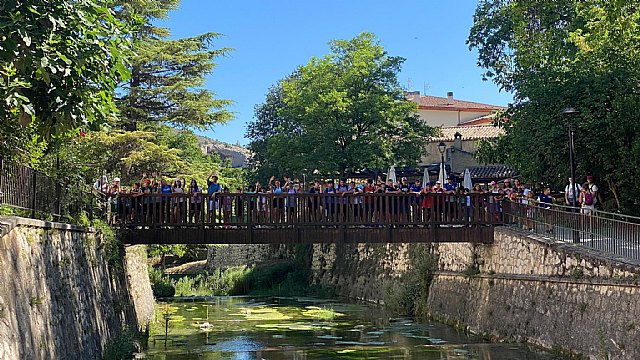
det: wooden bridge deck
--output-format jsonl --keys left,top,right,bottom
{"left": 116, "top": 193, "right": 499, "bottom": 244}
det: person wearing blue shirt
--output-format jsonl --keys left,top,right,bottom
{"left": 207, "top": 173, "right": 222, "bottom": 221}
{"left": 537, "top": 187, "right": 554, "bottom": 233}
{"left": 443, "top": 177, "right": 458, "bottom": 221}
{"left": 409, "top": 179, "right": 422, "bottom": 220}
{"left": 324, "top": 180, "right": 337, "bottom": 220}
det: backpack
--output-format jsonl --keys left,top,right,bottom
{"left": 584, "top": 192, "right": 594, "bottom": 206}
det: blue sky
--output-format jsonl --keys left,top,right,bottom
{"left": 158, "top": 1, "right": 513, "bottom": 145}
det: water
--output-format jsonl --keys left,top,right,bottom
{"left": 142, "top": 296, "right": 564, "bottom": 360}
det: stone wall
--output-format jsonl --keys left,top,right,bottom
{"left": 311, "top": 243, "right": 413, "bottom": 302}
{"left": 207, "top": 244, "right": 296, "bottom": 270}
{"left": 310, "top": 227, "right": 640, "bottom": 359}
{"left": 124, "top": 245, "right": 155, "bottom": 327}
{"left": 429, "top": 274, "right": 639, "bottom": 359}
{"left": 0, "top": 217, "right": 154, "bottom": 360}
{"left": 435, "top": 228, "right": 640, "bottom": 279}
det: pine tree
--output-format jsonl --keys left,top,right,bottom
{"left": 116, "top": 0, "right": 233, "bottom": 131}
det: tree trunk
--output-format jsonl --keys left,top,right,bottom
{"left": 123, "top": 66, "right": 141, "bottom": 132}
{"left": 607, "top": 178, "right": 622, "bottom": 210}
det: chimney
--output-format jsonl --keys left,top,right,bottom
{"left": 405, "top": 90, "right": 421, "bottom": 102}
{"left": 453, "top": 132, "right": 463, "bottom": 149}
{"left": 447, "top": 91, "right": 454, "bottom": 99}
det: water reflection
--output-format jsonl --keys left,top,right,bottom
{"left": 142, "top": 296, "right": 564, "bottom": 360}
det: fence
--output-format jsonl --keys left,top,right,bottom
{"left": 503, "top": 201, "right": 640, "bottom": 262}
{"left": 115, "top": 192, "right": 502, "bottom": 228}
{"left": 0, "top": 157, "right": 96, "bottom": 220}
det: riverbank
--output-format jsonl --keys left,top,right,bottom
{"left": 310, "top": 228, "right": 640, "bottom": 359}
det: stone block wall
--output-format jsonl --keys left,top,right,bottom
{"left": 436, "top": 228, "right": 640, "bottom": 279}
{"left": 207, "top": 244, "right": 296, "bottom": 270}
{"left": 309, "top": 228, "right": 640, "bottom": 359}
{"left": 0, "top": 217, "right": 154, "bottom": 360}
{"left": 428, "top": 274, "right": 640, "bottom": 359}
{"left": 311, "top": 243, "right": 414, "bottom": 302}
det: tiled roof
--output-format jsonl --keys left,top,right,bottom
{"left": 461, "top": 114, "right": 496, "bottom": 126}
{"left": 430, "top": 125, "right": 505, "bottom": 142}
{"left": 468, "top": 165, "right": 516, "bottom": 181}
{"left": 415, "top": 95, "right": 504, "bottom": 111}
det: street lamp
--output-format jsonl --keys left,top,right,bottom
{"left": 438, "top": 141, "right": 446, "bottom": 183}
{"left": 562, "top": 107, "right": 579, "bottom": 208}
{"left": 562, "top": 106, "right": 580, "bottom": 243}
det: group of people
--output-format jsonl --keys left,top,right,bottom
{"left": 95, "top": 170, "right": 600, "bottom": 226}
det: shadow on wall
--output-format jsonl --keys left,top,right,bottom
{"left": 0, "top": 225, "right": 139, "bottom": 359}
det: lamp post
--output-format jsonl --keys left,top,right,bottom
{"left": 562, "top": 107, "right": 579, "bottom": 208}
{"left": 562, "top": 106, "right": 580, "bottom": 243}
{"left": 438, "top": 141, "right": 446, "bottom": 184}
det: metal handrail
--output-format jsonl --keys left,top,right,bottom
{"left": 0, "top": 157, "right": 97, "bottom": 221}
{"left": 503, "top": 201, "right": 640, "bottom": 262}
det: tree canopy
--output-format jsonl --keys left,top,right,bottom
{"left": 469, "top": 0, "right": 640, "bottom": 212}
{"left": 0, "top": 0, "right": 134, "bottom": 154}
{"left": 116, "top": 0, "right": 232, "bottom": 131}
{"left": 247, "top": 32, "right": 434, "bottom": 181}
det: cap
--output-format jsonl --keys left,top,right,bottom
{"left": 113, "top": 177, "right": 120, "bottom": 182}
{"left": 401, "top": 177, "right": 407, "bottom": 181}
{"left": 436, "top": 181, "right": 441, "bottom": 184}
{"left": 490, "top": 181, "right": 496, "bottom": 185}
{"left": 503, "top": 179, "right": 511, "bottom": 183}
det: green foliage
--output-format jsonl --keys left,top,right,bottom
{"left": 247, "top": 32, "right": 435, "bottom": 180}
{"left": 102, "top": 328, "right": 140, "bottom": 360}
{"left": 148, "top": 267, "right": 176, "bottom": 298}
{"left": 93, "top": 219, "right": 123, "bottom": 271}
{"left": 115, "top": 0, "right": 232, "bottom": 131}
{"left": 469, "top": 0, "right": 640, "bottom": 213}
{"left": 0, "top": 0, "right": 135, "bottom": 141}
{"left": 384, "top": 245, "right": 438, "bottom": 316}
{"left": 570, "top": 267, "right": 584, "bottom": 279}
{"left": 173, "top": 267, "right": 252, "bottom": 296}
{"left": 29, "top": 296, "right": 43, "bottom": 307}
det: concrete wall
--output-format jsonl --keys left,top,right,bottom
{"left": 417, "top": 109, "right": 492, "bottom": 127}
{"left": 0, "top": 217, "right": 154, "bottom": 360}
{"left": 310, "top": 228, "right": 640, "bottom": 359}
{"left": 421, "top": 140, "right": 480, "bottom": 170}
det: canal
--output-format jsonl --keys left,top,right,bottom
{"left": 141, "top": 296, "right": 564, "bottom": 359}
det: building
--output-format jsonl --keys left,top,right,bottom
{"left": 406, "top": 91, "right": 515, "bottom": 183}
{"left": 406, "top": 91, "right": 504, "bottom": 128}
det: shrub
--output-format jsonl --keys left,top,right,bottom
{"left": 148, "top": 267, "right": 175, "bottom": 298}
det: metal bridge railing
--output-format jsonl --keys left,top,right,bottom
{"left": 0, "top": 157, "right": 97, "bottom": 221}
{"left": 503, "top": 201, "right": 640, "bottom": 262}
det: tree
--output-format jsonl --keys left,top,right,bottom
{"left": 246, "top": 82, "right": 297, "bottom": 182}
{"left": 469, "top": 0, "right": 640, "bottom": 213}
{"left": 0, "top": 0, "right": 133, "bottom": 143}
{"left": 247, "top": 32, "right": 434, "bottom": 179}
{"left": 115, "top": 0, "right": 232, "bottom": 131}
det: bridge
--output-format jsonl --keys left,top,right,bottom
{"left": 116, "top": 193, "right": 499, "bottom": 244}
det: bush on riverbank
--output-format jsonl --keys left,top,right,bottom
{"left": 102, "top": 327, "right": 144, "bottom": 360}
{"left": 383, "top": 244, "right": 438, "bottom": 316}
{"left": 149, "top": 267, "right": 176, "bottom": 298}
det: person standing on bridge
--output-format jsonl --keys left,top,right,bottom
{"left": 189, "top": 179, "right": 203, "bottom": 224}
{"left": 207, "top": 173, "right": 222, "bottom": 223}
{"left": 564, "top": 177, "right": 582, "bottom": 212}
{"left": 584, "top": 175, "right": 598, "bottom": 207}
{"left": 537, "top": 187, "right": 554, "bottom": 234}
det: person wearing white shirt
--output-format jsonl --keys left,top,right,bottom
{"left": 564, "top": 177, "right": 582, "bottom": 209}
